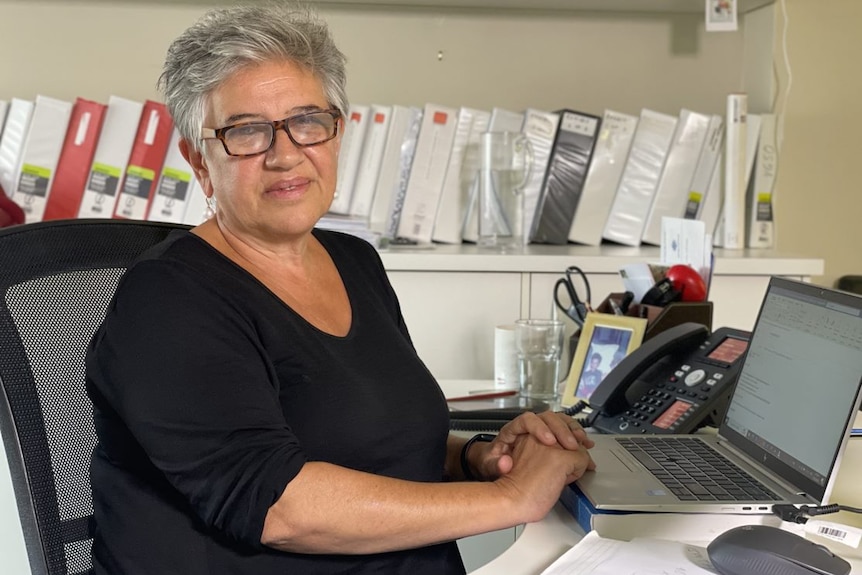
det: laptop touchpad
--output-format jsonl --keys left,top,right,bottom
{"left": 590, "top": 447, "right": 639, "bottom": 473}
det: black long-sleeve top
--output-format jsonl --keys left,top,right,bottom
{"left": 86, "top": 228, "right": 464, "bottom": 574}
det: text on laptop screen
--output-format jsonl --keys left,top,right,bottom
{"left": 724, "top": 284, "right": 862, "bottom": 487}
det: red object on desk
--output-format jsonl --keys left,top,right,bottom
{"left": 665, "top": 264, "right": 708, "bottom": 302}
{"left": 446, "top": 390, "right": 518, "bottom": 402}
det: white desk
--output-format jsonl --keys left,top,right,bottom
{"left": 471, "top": 501, "right": 582, "bottom": 575}
{"left": 457, "top": 402, "right": 862, "bottom": 575}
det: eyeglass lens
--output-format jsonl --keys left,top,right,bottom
{"left": 223, "top": 111, "right": 337, "bottom": 155}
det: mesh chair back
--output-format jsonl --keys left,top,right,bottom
{"left": 0, "top": 219, "right": 188, "bottom": 575}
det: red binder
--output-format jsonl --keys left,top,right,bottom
{"left": 113, "top": 100, "right": 174, "bottom": 220}
{"left": 42, "top": 98, "right": 107, "bottom": 221}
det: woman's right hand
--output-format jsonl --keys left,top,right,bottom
{"left": 493, "top": 433, "right": 594, "bottom": 524}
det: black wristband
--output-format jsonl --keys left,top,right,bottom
{"left": 460, "top": 433, "right": 496, "bottom": 481}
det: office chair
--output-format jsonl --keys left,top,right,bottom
{"left": 0, "top": 219, "right": 189, "bottom": 575}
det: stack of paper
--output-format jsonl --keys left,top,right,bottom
{"left": 541, "top": 531, "right": 718, "bottom": 575}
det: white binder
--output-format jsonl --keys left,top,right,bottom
{"left": 0, "top": 98, "right": 35, "bottom": 198}
{"left": 602, "top": 108, "right": 678, "bottom": 246}
{"left": 432, "top": 107, "right": 490, "bottom": 244}
{"left": 11, "top": 95, "right": 73, "bottom": 223}
{"left": 640, "top": 109, "right": 710, "bottom": 245}
{"left": 368, "top": 105, "right": 421, "bottom": 234}
{"left": 77, "top": 95, "right": 143, "bottom": 219}
{"left": 568, "top": 110, "right": 638, "bottom": 246}
{"left": 329, "top": 104, "right": 370, "bottom": 215}
{"left": 348, "top": 105, "right": 391, "bottom": 219}
{"left": 147, "top": 129, "right": 194, "bottom": 224}
{"left": 396, "top": 103, "right": 459, "bottom": 244}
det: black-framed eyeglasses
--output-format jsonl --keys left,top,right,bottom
{"left": 200, "top": 109, "right": 342, "bottom": 157}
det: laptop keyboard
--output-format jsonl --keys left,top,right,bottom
{"left": 617, "top": 437, "right": 782, "bottom": 502}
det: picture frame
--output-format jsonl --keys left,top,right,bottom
{"left": 560, "top": 312, "right": 648, "bottom": 408}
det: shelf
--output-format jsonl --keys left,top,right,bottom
{"left": 378, "top": 244, "right": 824, "bottom": 276}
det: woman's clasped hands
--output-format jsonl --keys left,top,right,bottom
{"left": 467, "top": 411, "right": 596, "bottom": 521}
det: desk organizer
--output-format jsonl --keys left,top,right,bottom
{"left": 595, "top": 293, "right": 713, "bottom": 341}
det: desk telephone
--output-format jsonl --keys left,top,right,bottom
{"left": 585, "top": 322, "right": 751, "bottom": 435}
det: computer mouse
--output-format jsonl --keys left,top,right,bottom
{"left": 707, "top": 524, "right": 851, "bottom": 575}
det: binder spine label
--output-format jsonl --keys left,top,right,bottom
{"left": 123, "top": 165, "right": 156, "bottom": 199}
{"left": 88, "top": 162, "right": 122, "bottom": 197}
{"left": 17, "top": 164, "right": 51, "bottom": 197}
{"left": 683, "top": 192, "right": 702, "bottom": 219}
{"left": 156, "top": 168, "right": 192, "bottom": 200}
{"left": 756, "top": 193, "right": 773, "bottom": 222}
{"left": 74, "top": 112, "right": 91, "bottom": 146}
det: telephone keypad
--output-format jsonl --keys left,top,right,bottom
{"left": 617, "top": 351, "right": 741, "bottom": 431}
{"left": 624, "top": 364, "right": 720, "bottom": 430}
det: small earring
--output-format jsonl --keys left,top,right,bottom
{"left": 204, "top": 196, "right": 217, "bottom": 219}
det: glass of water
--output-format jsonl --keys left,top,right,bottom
{"left": 515, "top": 318, "right": 565, "bottom": 401}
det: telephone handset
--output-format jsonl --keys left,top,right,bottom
{"left": 585, "top": 322, "right": 751, "bottom": 435}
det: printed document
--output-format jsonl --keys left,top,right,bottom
{"left": 540, "top": 531, "right": 718, "bottom": 575}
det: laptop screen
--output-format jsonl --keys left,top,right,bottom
{"left": 720, "top": 277, "right": 862, "bottom": 502}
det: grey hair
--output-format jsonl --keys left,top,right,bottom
{"left": 158, "top": 2, "right": 348, "bottom": 150}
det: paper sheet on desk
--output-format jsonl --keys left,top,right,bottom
{"left": 540, "top": 531, "right": 719, "bottom": 575}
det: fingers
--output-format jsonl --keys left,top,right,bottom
{"left": 564, "top": 446, "right": 596, "bottom": 483}
{"left": 496, "top": 411, "right": 554, "bottom": 445}
{"left": 542, "top": 411, "right": 580, "bottom": 449}
{"left": 536, "top": 411, "right": 594, "bottom": 450}
{"left": 497, "top": 411, "right": 595, "bottom": 453}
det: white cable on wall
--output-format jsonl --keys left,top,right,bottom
{"left": 776, "top": 0, "right": 792, "bottom": 150}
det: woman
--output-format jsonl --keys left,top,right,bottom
{"left": 85, "top": 3, "right": 594, "bottom": 574}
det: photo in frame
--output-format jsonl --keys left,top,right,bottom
{"left": 560, "top": 312, "right": 647, "bottom": 408}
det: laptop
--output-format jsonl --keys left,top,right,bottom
{"left": 575, "top": 276, "right": 862, "bottom": 513}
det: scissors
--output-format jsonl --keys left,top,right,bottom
{"left": 554, "top": 265, "right": 591, "bottom": 327}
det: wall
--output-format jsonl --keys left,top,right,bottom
{"left": 1, "top": 2, "right": 746, "bottom": 113}
{"left": 1, "top": 2, "right": 856, "bottom": 288}
{"left": 772, "top": 0, "right": 862, "bottom": 288}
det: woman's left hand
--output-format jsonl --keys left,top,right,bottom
{"left": 476, "top": 411, "right": 595, "bottom": 480}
